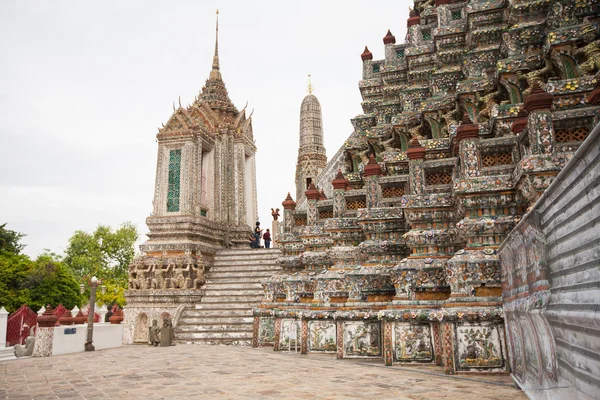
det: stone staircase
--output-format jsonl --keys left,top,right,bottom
{"left": 174, "top": 248, "right": 281, "bottom": 345}
{"left": 0, "top": 346, "right": 16, "bottom": 362}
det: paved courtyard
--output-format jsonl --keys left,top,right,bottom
{"left": 1, "top": 345, "right": 525, "bottom": 399}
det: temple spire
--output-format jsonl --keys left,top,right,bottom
{"left": 307, "top": 74, "right": 314, "bottom": 95}
{"left": 209, "top": 9, "right": 221, "bottom": 80}
{"left": 197, "top": 10, "right": 236, "bottom": 113}
{"left": 213, "top": 9, "right": 220, "bottom": 71}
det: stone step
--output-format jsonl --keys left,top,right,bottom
{"left": 180, "top": 316, "right": 253, "bottom": 324}
{"left": 186, "top": 308, "right": 253, "bottom": 316}
{"left": 206, "top": 271, "right": 277, "bottom": 280}
{"left": 209, "top": 261, "right": 281, "bottom": 271}
{"left": 202, "top": 288, "right": 263, "bottom": 296}
{"left": 205, "top": 280, "right": 264, "bottom": 286}
{"left": 203, "top": 282, "right": 263, "bottom": 290}
{"left": 201, "top": 294, "right": 264, "bottom": 303}
{"left": 194, "top": 302, "right": 258, "bottom": 310}
{"left": 173, "top": 338, "right": 252, "bottom": 346}
{"left": 0, "top": 347, "right": 16, "bottom": 362}
{"left": 214, "top": 254, "right": 281, "bottom": 261}
{"left": 177, "top": 323, "right": 253, "bottom": 332}
{"left": 174, "top": 331, "right": 253, "bottom": 339}
{"left": 216, "top": 249, "right": 281, "bottom": 257}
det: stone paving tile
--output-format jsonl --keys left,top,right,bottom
{"left": 1, "top": 344, "right": 526, "bottom": 399}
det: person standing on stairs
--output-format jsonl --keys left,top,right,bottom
{"left": 254, "top": 221, "right": 263, "bottom": 248}
{"left": 263, "top": 229, "right": 271, "bottom": 249}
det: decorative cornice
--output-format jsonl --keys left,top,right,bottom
{"left": 361, "top": 46, "right": 373, "bottom": 61}
{"left": 363, "top": 154, "right": 383, "bottom": 176}
{"left": 406, "top": 138, "right": 426, "bottom": 160}
{"left": 523, "top": 82, "right": 553, "bottom": 113}
{"left": 305, "top": 182, "right": 321, "bottom": 200}
{"left": 383, "top": 29, "right": 396, "bottom": 45}
{"left": 282, "top": 192, "right": 297, "bottom": 210}
{"left": 331, "top": 169, "right": 349, "bottom": 190}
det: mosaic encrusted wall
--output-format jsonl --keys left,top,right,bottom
{"left": 256, "top": 0, "right": 600, "bottom": 376}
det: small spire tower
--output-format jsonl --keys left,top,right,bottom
{"left": 295, "top": 74, "right": 327, "bottom": 202}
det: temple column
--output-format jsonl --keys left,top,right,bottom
{"left": 392, "top": 138, "right": 455, "bottom": 303}
{"left": 515, "top": 83, "right": 559, "bottom": 206}
{"left": 305, "top": 183, "right": 320, "bottom": 226}
{"left": 278, "top": 193, "right": 304, "bottom": 271}
{"left": 282, "top": 193, "right": 296, "bottom": 234}
{"left": 33, "top": 306, "right": 58, "bottom": 357}
{"left": 331, "top": 170, "right": 348, "bottom": 218}
{"left": 363, "top": 155, "right": 382, "bottom": 209}
{"left": 301, "top": 183, "right": 332, "bottom": 271}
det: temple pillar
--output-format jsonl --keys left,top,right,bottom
{"left": 282, "top": 193, "right": 296, "bottom": 234}
{"left": 331, "top": 170, "right": 348, "bottom": 218}
{"left": 33, "top": 306, "right": 58, "bottom": 358}
{"left": 363, "top": 155, "right": 382, "bottom": 209}
{"left": 278, "top": 193, "right": 304, "bottom": 271}
{"left": 305, "top": 183, "right": 320, "bottom": 226}
{"left": 515, "top": 83, "right": 560, "bottom": 206}
{"left": 361, "top": 46, "right": 373, "bottom": 80}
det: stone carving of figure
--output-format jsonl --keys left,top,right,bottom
{"left": 169, "top": 262, "right": 191, "bottom": 289}
{"left": 129, "top": 264, "right": 151, "bottom": 290}
{"left": 191, "top": 263, "right": 205, "bottom": 289}
{"left": 151, "top": 263, "right": 167, "bottom": 290}
{"left": 223, "top": 228, "right": 232, "bottom": 249}
{"left": 14, "top": 329, "right": 35, "bottom": 357}
{"left": 160, "top": 317, "right": 174, "bottom": 347}
{"left": 149, "top": 319, "right": 161, "bottom": 346}
{"left": 271, "top": 208, "right": 280, "bottom": 221}
{"left": 128, "top": 265, "right": 140, "bottom": 289}
{"left": 502, "top": 32, "right": 518, "bottom": 57}
{"left": 134, "top": 313, "right": 149, "bottom": 343}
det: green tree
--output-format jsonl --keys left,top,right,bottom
{"left": 0, "top": 223, "right": 25, "bottom": 255}
{"left": 24, "top": 253, "right": 82, "bottom": 311}
{"left": 0, "top": 252, "right": 34, "bottom": 311}
{"left": 0, "top": 252, "right": 82, "bottom": 312}
{"left": 63, "top": 223, "right": 138, "bottom": 307}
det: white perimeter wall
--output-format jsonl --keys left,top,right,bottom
{"left": 52, "top": 323, "right": 123, "bottom": 356}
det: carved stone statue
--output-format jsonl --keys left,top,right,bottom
{"left": 149, "top": 319, "right": 161, "bottom": 346}
{"left": 160, "top": 317, "right": 175, "bottom": 347}
{"left": 271, "top": 208, "right": 280, "bottom": 221}
{"left": 223, "top": 228, "right": 232, "bottom": 248}
{"left": 14, "top": 330, "right": 35, "bottom": 357}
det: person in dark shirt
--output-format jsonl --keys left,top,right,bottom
{"left": 263, "top": 229, "right": 271, "bottom": 248}
{"left": 254, "top": 222, "right": 262, "bottom": 248}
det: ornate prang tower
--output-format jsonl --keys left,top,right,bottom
{"left": 124, "top": 11, "right": 258, "bottom": 344}
{"left": 295, "top": 76, "right": 327, "bottom": 202}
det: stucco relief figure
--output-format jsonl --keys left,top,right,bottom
{"left": 129, "top": 265, "right": 141, "bottom": 289}
{"left": 134, "top": 313, "right": 149, "bottom": 343}
{"left": 151, "top": 263, "right": 168, "bottom": 290}
{"left": 149, "top": 320, "right": 161, "bottom": 346}
{"left": 191, "top": 263, "right": 205, "bottom": 289}
{"left": 169, "top": 262, "right": 191, "bottom": 289}
{"left": 129, "top": 264, "right": 151, "bottom": 289}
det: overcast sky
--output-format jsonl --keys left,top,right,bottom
{"left": 0, "top": 1, "right": 409, "bottom": 258}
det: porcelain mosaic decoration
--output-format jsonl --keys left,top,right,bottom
{"left": 254, "top": 0, "right": 600, "bottom": 377}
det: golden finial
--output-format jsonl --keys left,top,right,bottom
{"left": 307, "top": 74, "right": 314, "bottom": 95}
